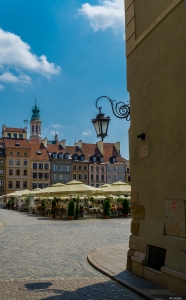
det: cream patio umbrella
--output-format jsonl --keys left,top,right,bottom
{"left": 100, "top": 181, "right": 131, "bottom": 195}
{"left": 44, "top": 180, "right": 102, "bottom": 197}
{"left": 6, "top": 189, "right": 31, "bottom": 198}
{"left": 32, "top": 183, "right": 64, "bottom": 197}
{"left": 100, "top": 183, "right": 110, "bottom": 188}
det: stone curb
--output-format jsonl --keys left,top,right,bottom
{"left": 87, "top": 248, "right": 160, "bottom": 300}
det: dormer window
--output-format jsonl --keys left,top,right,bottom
{"left": 99, "top": 156, "right": 103, "bottom": 163}
{"left": 15, "top": 142, "right": 20, "bottom": 146}
{"left": 36, "top": 151, "right": 41, "bottom": 155}
{"left": 73, "top": 154, "right": 78, "bottom": 160}
{"left": 110, "top": 156, "right": 116, "bottom": 164}
{"left": 52, "top": 152, "right": 57, "bottom": 159}
{"left": 92, "top": 156, "right": 96, "bottom": 162}
{"left": 64, "top": 153, "right": 69, "bottom": 159}
{"left": 58, "top": 153, "right": 63, "bottom": 159}
{"left": 79, "top": 155, "right": 85, "bottom": 161}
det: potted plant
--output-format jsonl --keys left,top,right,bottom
{"left": 74, "top": 199, "right": 80, "bottom": 220}
{"left": 103, "top": 199, "right": 110, "bottom": 219}
{"left": 122, "top": 198, "right": 129, "bottom": 217}
{"left": 10, "top": 199, "right": 14, "bottom": 210}
{"left": 51, "top": 199, "right": 56, "bottom": 218}
{"left": 68, "top": 200, "right": 75, "bottom": 220}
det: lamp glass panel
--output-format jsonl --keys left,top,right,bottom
{"left": 101, "top": 120, "right": 108, "bottom": 135}
{"left": 93, "top": 122, "right": 100, "bottom": 135}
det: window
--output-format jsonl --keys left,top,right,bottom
{"left": 73, "top": 174, "right": 76, "bottom": 180}
{"left": 17, "top": 152, "right": 20, "bottom": 156}
{"left": 33, "top": 163, "right": 37, "bottom": 169}
{"left": 84, "top": 166, "right": 87, "bottom": 170}
{"left": 10, "top": 152, "right": 13, "bottom": 155}
{"left": 32, "top": 183, "right": 37, "bottom": 189}
{"left": 58, "top": 153, "right": 63, "bottom": 159}
{"left": 8, "top": 181, "right": 13, "bottom": 188}
{"left": 92, "top": 156, "right": 96, "bottom": 162}
{"left": 127, "top": 167, "right": 130, "bottom": 172}
{"left": 91, "top": 184, "right": 94, "bottom": 187}
{"left": 113, "top": 166, "right": 117, "bottom": 171}
{"left": 39, "top": 163, "right": 43, "bottom": 169}
{"left": 84, "top": 174, "right": 87, "bottom": 180}
{"left": 0, "top": 170, "right": 3, "bottom": 174}
{"left": 65, "top": 174, "right": 69, "bottom": 180}
{"left": 24, "top": 152, "right": 27, "bottom": 156}
{"left": 16, "top": 169, "right": 20, "bottom": 175}
{"left": 32, "top": 125, "right": 34, "bottom": 132}
{"left": 128, "top": 176, "right": 131, "bottom": 182}
{"left": 91, "top": 174, "right": 94, "bottom": 180}
{"left": 52, "top": 174, "right": 56, "bottom": 180}
{"left": 19, "top": 134, "right": 23, "bottom": 139}
{"left": 64, "top": 153, "right": 69, "bottom": 159}
{"left": 52, "top": 165, "right": 57, "bottom": 171}
{"left": 114, "top": 174, "right": 117, "bottom": 180}
{"left": 65, "top": 166, "right": 69, "bottom": 171}
{"left": 96, "top": 174, "right": 99, "bottom": 181}
{"left": 80, "top": 155, "right": 85, "bottom": 161}
{"left": 9, "top": 169, "right": 13, "bottom": 175}
{"left": 7, "top": 133, "right": 11, "bottom": 138}
{"left": 15, "top": 142, "right": 20, "bottom": 146}
{"left": 119, "top": 174, "right": 123, "bottom": 180}
{"left": 91, "top": 166, "right": 94, "bottom": 171}
{"left": 44, "top": 164, "right": 49, "bottom": 169}
{"left": 96, "top": 166, "right": 99, "bottom": 173}
{"left": 0, "top": 161, "right": 3, "bottom": 165}
{"left": 24, "top": 160, "right": 27, "bottom": 166}
{"left": 101, "top": 167, "right": 104, "bottom": 173}
{"left": 59, "top": 166, "right": 63, "bottom": 171}
{"left": 16, "top": 181, "right": 20, "bottom": 188}
{"left": 99, "top": 156, "right": 103, "bottom": 163}
{"left": 24, "top": 170, "right": 27, "bottom": 176}
{"left": 78, "top": 174, "right": 82, "bottom": 180}
{"left": 73, "top": 155, "right": 78, "bottom": 160}
{"left": 33, "top": 172, "right": 37, "bottom": 178}
{"left": 38, "top": 183, "right": 43, "bottom": 189}
{"left": 16, "top": 159, "right": 20, "bottom": 165}
{"left": 39, "top": 173, "right": 43, "bottom": 179}
{"left": 78, "top": 165, "right": 82, "bottom": 170}
{"left": 13, "top": 133, "right": 17, "bottom": 138}
{"left": 52, "top": 153, "right": 57, "bottom": 159}
{"left": 73, "top": 165, "right": 77, "bottom": 170}
{"left": 23, "top": 181, "right": 27, "bottom": 189}
{"left": 44, "top": 173, "right": 49, "bottom": 179}
{"left": 36, "top": 125, "right": 38, "bottom": 132}
{"left": 101, "top": 175, "right": 104, "bottom": 180}
{"left": 0, "top": 180, "right": 3, "bottom": 187}
{"left": 118, "top": 166, "right": 123, "bottom": 171}
{"left": 37, "top": 151, "right": 41, "bottom": 155}
{"left": 147, "top": 245, "right": 166, "bottom": 271}
{"left": 44, "top": 183, "right": 49, "bottom": 188}
{"left": 9, "top": 159, "right": 13, "bottom": 165}
{"left": 108, "top": 175, "right": 112, "bottom": 180}
{"left": 96, "top": 184, "right": 99, "bottom": 188}
{"left": 59, "top": 174, "right": 63, "bottom": 180}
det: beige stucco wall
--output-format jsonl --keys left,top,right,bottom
{"left": 125, "top": 0, "right": 186, "bottom": 294}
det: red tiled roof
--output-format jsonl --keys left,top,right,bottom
{"left": 4, "top": 138, "right": 31, "bottom": 150}
{"left": 4, "top": 127, "right": 26, "bottom": 133}
{"left": 30, "top": 143, "right": 50, "bottom": 161}
{"left": 102, "top": 143, "right": 126, "bottom": 163}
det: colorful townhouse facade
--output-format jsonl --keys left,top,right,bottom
{"left": 0, "top": 139, "right": 6, "bottom": 196}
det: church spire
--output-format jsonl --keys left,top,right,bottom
{"left": 30, "top": 99, "right": 42, "bottom": 142}
{"left": 31, "top": 98, "right": 41, "bottom": 121}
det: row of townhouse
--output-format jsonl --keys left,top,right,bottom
{"left": 0, "top": 136, "right": 130, "bottom": 195}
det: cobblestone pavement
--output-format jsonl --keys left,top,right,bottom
{"left": 0, "top": 210, "right": 144, "bottom": 299}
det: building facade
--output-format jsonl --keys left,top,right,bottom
{"left": 4, "top": 139, "right": 31, "bottom": 194}
{"left": 0, "top": 139, "right": 6, "bottom": 196}
{"left": 2, "top": 125, "right": 27, "bottom": 139}
{"left": 125, "top": 0, "right": 186, "bottom": 294}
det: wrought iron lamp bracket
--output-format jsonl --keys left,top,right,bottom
{"left": 95, "top": 96, "right": 130, "bottom": 121}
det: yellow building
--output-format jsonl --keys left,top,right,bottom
{"left": 2, "top": 125, "right": 27, "bottom": 139}
{"left": 124, "top": 0, "right": 186, "bottom": 295}
{"left": 4, "top": 138, "right": 31, "bottom": 194}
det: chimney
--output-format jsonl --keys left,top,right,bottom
{"left": 55, "top": 132, "right": 58, "bottom": 144}
{"left": 97, "top": 140, "right": 103, "bottom": 155}
{"left": 41, "top": 137, "right": 47, "bottom": 148}
{"left": 114, "top": 142, "right": 120, "bottom": 155}
{"left": 58, "top": 139, "right": 66, "bottom": 148}
{"left": 74, "top": 140, "right": 82, "bottom": 149}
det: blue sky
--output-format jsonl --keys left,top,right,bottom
{"left": 0, "top": 0, "right": 130, "bottom": 159}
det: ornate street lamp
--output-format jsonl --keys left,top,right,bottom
{"left": 92, "top": 96, "right": 130, "bottom": 141}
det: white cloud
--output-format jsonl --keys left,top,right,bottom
{"left": 0, "top": 28, "right": 61, "bottom": 88}
{"left": 79, "top": 0, "right": 124, "bottom": 33}
{"left": 82, "top": 129, "right": 92, "bottom": 136}
{"left": 50, "top": 122, "right": 64, "bottom": 129}
{"left": 0, "top": 83, "right": 4, "bottom": 90}
{"left": 0, "top": 72, "right": 31, "bottom": 83}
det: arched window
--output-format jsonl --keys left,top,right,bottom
{"left": 32, "top": 125, "right": 34, "bottom": 133}
{"left": 36, "top": 125, "right": 38, "bottom": 133}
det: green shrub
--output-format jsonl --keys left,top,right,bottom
{"left": 10, "top": 199, "right": 14, "bottom": 208}
{"left": 68, "top": 200, "right": 75, "bottom": 217}
{"left": 7, "top": 200, "right": 11, "bottom": 209}
{"left": 41, "top": 200, "right": 45, "bottom": 207}
{"left": 103, "top": 199, "right": 110, "bottom": 216}
{"left": 117, "top": 198, "right": 124, "bottom": 203}
{"left": 51, "top": 199, "right": 56, "bottom": 214}
{"left": 75, "top": 199, "right": 80, "bottom": 218}
{"left": 122, "top": 199, "right": 129, "bottom": 215}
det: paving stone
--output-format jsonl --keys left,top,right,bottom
{"left": 0, "top": 210, "right": 144, "bottom": 299}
